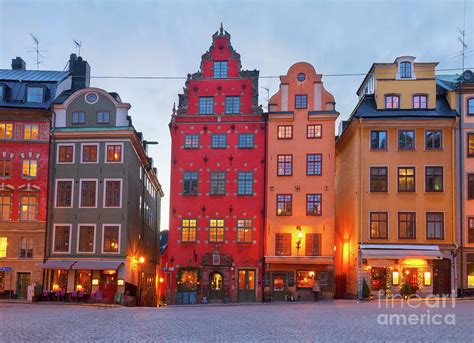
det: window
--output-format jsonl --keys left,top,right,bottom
{"left": 295, "top": 94, "right": 308, "bottom": 109}
{"left": 398, "top": 212, "right": 416, "bottom": 239}
{"left": 413, "top": 95, "right": 427, "bottom": 109}
{"left": 0, "top": 194, "right": 11, "bottom": 221}
{"left": 425, "top": 167, "right": 443, "bottom": 192}
{"left": 23, "top": 124, "right": 39, "bottom": 140}
{"left": 276, "top": 194, "right": 292, "bottom": 216}
{"left": 210, "top": 172, "right": 226, "bottom": 195}
{"left": 468, "top": 218, "right": 474, "bottom": 243}
{"left": 238, "top": 134, "right": 254, "bottom": 148}
{"left": 0, "top": 123, "right": 13, "bottom": 139}
{"left": 0, "top": 159, "right": 11, "bottom": 177}
{"left": 225, "top": 96, "right": 240, "bottom": 114}
{"left": 77, "top": 225, "right": 95, "bottom": 253}
{"left": 106, "top": 144, "right": 122, "bottom": 162}
{"left": 306, "top": 194, "right": 322, "bottom": 216}
{"left": 19, "top": 194, "right": 37, "bottom": 221}
{"left": 426, "top": 212, "right": 444, "bottom": 239}
{"left": 211, "top": 134, "right": 227, "bottom": 148}
{"left": 426, "top": 130, "right": 442, "bottom": 150}
{"left": 72, "top": 111, "right": 85, "bottom": 125}
{"left": 237, "top": 219, "right": 252, "bottom": 243}
{"left": 398, "top": 130, "right": 415, "bottom": 150}
{"left": 0, "top": 84, "right": 4, "bottom": 102}
{"left": 214, "top": 61, "right": 228, "bottom": 78}
{"left": 184, "top": 134, "right": 200, "bottom": 149}
{"left": 306, "top": 233, "right": 321, "bottom": 256}
{"left": 468, "top": 98, "right": 474, "bottom": 115}
{"left": 18, "top": 237, "right": 33, "bottom": 258}
{"left": 307, "top": 154, "right": 322, "bottom": 176}
{"left": 370, "top": 212, "right": 388, "bottom": 239}
{"left": 277, "top": 155, "right": 292, "bottom": 176}
{"left": 0, "top": 237, "right": 6, "bottom": 257}
{"left": 275, "top": 233, "right": 291, "bottom": 256}
{"left": 400, "top": 61, "right": 412, "bottom": 78}
{"left": 297, "top": 271, "right": 315, "bottom": 288}
{"left": 278, "top": 125, "right": 293, "bottom": 139}
{"left": 398, "top": 167, "right": 415, "bottom": 192}
{"left": 209, "top": 219, "right": 224, "bottom": 243}
{"left": 307, "top": 124, "right": 322, "bottom": 139}
{"left": 53, "top": 225, "right": 71, "bottom": 253}
{"left": 468, "top": 133, "right": 474, "bottom": 157}
{"left": 181, "top": 219, "right": 197, "bottom": 242}
{"left": 183, "top": 171, "right": 198, "bottom": 195}
{"left": 104, "top": 180, "right": 121, "bottom": 208}
{"left": 26, "top": 87, "right": 44, "bottom": 103}
{"left": 385, "top": 95, "right": 400, "bottom": 109}
{"left": 82, "top": 144, "right": 98, "bottom": 163}
{"left": 22, "top": 159, "right": 37, "bottom": 178}
{"left": 102, "top": 225, "right": 120, "bottom": 253}
{"left": 370, "top": 167, "right": 388, "bottom": 192}
{"left": 468, "top": 174, "right": 474, "bottom": 199}
{"left": 58, "top": 145, "right": 74, "bottom": 163}
{"left": 199, "top": 97, "right": 214, "bottom": 114}
{"left": 96, "top": 111, "right": 110, "bottom": 123}
{"left": 55, "top": 180, "right": 73, "bottom": 208}
{"left": 237, "top": 172, "right": 253, "bottom": 195}
{"left": 80, "top": 180, "right": 97, "bottom": 207}
{"left": 370, "top": 130, "right": 387, "bottom": 150}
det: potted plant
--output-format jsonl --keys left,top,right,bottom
{"left": 400, "top": 280, "right": 412, "bottom": 300}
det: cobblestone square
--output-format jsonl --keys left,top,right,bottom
{"left": 0, "top": 300, "right": 473, "bottom": 342}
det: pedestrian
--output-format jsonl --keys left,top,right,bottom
{"left": 312, "top": 281, "right": 321, "bottom": 301}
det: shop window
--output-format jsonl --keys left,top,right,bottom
{"left": 51, "top": 269, "right": 67, "bottom": 291}
{"left": 370, "top": 267, "right": 387, "bottom": 290}
{"left": 75, "top": 270, "right": 92, "bottom": 293}
{"left": 296, "top": 271, "right": 315, "bottom": 289}
{"left": 467, "top": 261, "right": 474, "bottom": 289}
{"left": 178, "top": 268, "right": 199, "bottom": 291}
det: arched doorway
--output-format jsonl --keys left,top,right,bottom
{"left": 208, "top": 272, "right": 224, "bottom": 301}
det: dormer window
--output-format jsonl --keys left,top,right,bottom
{"left": 413, "top": 95, "right": 428, "bottom": 109}
{"left": 26, "top": 86, "right": 44, "bottom": 103}
{"left": 468, "top": 98, "right": 474, "bottom": 115}
{"left": 385, "top": 95, "right": 400, "bottom": 109}
{"left": 214, "top": 61, "right": 227, "bottom": 78}
{"left": 96, "top": 111, "right": 110, "bottom": 124}
{"left": 0, "top": 84, "right": 4, "bottom": 102}
{"left": 400, "top": 61, "right": 412, "bottom": 79}
{"left": 72, "top": 111, "right": 85, "bottom": 125}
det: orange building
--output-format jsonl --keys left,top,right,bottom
{"left": 264, "top": 62, "right": 338, "bottom": 301}
{"left": 335, "top": 57, "right": 458, "bottom": 299}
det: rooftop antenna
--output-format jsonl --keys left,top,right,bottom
{"left": 261, "top": 86, "right": 270, "bottom": 110}
{"left": 73, "top": 39, "right": 82, "bottom": 56}
{"left": 457, "top": 0, "right": 468, "bottom": 73}
{"left": 29, "top": 33, "right": 44, "bottom": 70}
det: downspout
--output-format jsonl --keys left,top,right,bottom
{"left": 358, "top": 118, "right": 364, "bottom": 300}
{"left": 262, "top": 112, "right": 268, "bottom": 303}
{"left": 458, "top": 86, "right": 464, "bottom": 296}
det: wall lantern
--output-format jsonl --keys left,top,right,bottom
{"left": 424, "top": 271, "right": 431, "bottom": 286}
{"left": 139, "top": 256, "right": 145, "bottom": 264}
{"left": 117, "top": 279, "right": 125, "bottom": 286}
{"left": 296, "top": 226, "right": 303, "bottom": 255}
{"left": 392, "top": 271, "right": 399, "bottom": 286}
{"left": 92, "top": 279, "right": 99, "bottom": 286}
{"left": 159, "top": 277, "right": 164, "bottom": 283}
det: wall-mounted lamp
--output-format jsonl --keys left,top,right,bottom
{"left": 424, "top": 271, "right": 431, "bottom": 286}
{"left": 296, "top": 226, "right": 303, "bottom": 255}
{"left": 117, "top": 279, "right": 124, "bottom": 286}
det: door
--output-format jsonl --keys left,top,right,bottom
{"left": 99, "top": 271, "right": 117, "bottom": 302}
{"left": 16, "top": 273, "right": 30, "bottom": 299}
{"left": 271, "top": 273, "right": 287, "bottom": 301}
{"left": 237, "top": 269, "right": 256, "bottom": 302}
{"left": 208, "top": 272, "right": 224, "bottom": 301}
{"left": 433, "top": 259, "right": 451, "bottom": 295}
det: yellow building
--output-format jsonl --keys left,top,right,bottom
{"left": 335, "top": 56, "right": 458, "bottom": 299}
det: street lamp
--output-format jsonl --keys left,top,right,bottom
{"left": 138, "top": 256, "right": 145, "bottom": 306}
{"left": 296, "top": 226, "right": 303, "bottom": 256}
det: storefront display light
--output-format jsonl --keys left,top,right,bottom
{"left": 423, "top": 272, "right": 431, "bottom": 286}
{"left": 92, "top": 279, "right": 99, "bottom": 286}
{"left": 117, "top": 279, "right": 124, "bottom": 286}
{"left": 392, "top": 271, "right": 399, "bottom": 286}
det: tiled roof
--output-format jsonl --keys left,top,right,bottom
{"left": 0, "top": 69, "right": 70, "bottom": 82}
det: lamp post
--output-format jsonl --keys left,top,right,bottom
{"left": 296, "top": 226, "right": 303, "bottom": 256}
{"left": 138, "top": 256, "right": 145, "bottom": 306}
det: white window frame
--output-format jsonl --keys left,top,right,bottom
{"left": 52, "top": 223, "right": 72, "bottom": 254}
{"left": 56, "top": 143, "right": 75, "bottom": 164}
{"left": 79, "top": 178, "right": 98, "bottom": 209}
{"left": 368, "top": 211, "right": 390, "bottom": 240}
{"left": 80, "top": 143, "right": 100, "bottom": 164}
{"left": 101, "top": 224, "right": 121, "bottom": 254}
{"left": 76, "top": 224, "right": 96, "bottom": 254}
{"left": 104, "top": 142, "right": 124, "bottom": 164}
{"left": 54, "top": 178, "right": 74, "bottom": 208}
{"left": 396, "top": 165, "right": 417, "bottom": 193}
{"left": 368, "top": 165, "right": 389, "bottom": 193}
{"left": 103, "top": 178, "right": 123, "bottom": 208}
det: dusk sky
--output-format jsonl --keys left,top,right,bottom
{"left": 1, "top": 0, "right": 473, "bottom": 230}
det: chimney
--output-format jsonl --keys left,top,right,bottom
{"left": 68, "top": 53, "right": 91, "bottom": 90}
{"left": 11, "top": 57, "right": 26, "bottom": 70}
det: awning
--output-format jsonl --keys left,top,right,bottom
{"left": 41, "top": 260, "right": 75, "bottom": 269}
{"left": 71, "top": 261, "right": 123, "bottom": 270}
{"left": 360, "top": 244, "right": 443, "bottom": 260}
{"left": 265, "top": 256, "right": 333, "bottom": 265}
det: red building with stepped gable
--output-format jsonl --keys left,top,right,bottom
{"left": 166, "top": 25, "right": 265, "bottom": 304}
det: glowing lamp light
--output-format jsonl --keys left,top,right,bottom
{"left": 423, "top": 272, "right": 431, "bottom": 286}
{"left": 92, "top": 279, "right": 99, "bottom": 286}
{"left": 309, "top": 271, "right": 315, "bottom": 277}
{"left": 139, "top": 256, "right": 145, "bottom": 264}
{"left": 405, "top": 270, "right": 410, "bottom": 275}
{"left": 52, "top": 283, "right": 60, "bottom": 291}
{"left": 76, "top": 285, "right": 83, "bottom": 291}
{"left": 117, "top": 279, "right": 124, "bottom": 286}
{"left": 159, "top": 277, "right": 164, "bottom": 283}
{"left": 392, "top": 271, "right": 400, "bottom": 286}
{"left": 297, "top": 230, "right": 303, "bottom": 239}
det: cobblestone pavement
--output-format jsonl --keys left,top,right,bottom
{"left": 0, "top": 300, "right": 473, "bottom": 342}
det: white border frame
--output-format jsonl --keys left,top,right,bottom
{"left": 424, "top": 129, "right": 444, "bottom": 152}
{"left": 396, "top": 165, "right": 417, "bottom": 193}
{"left": 84, "top": 92, "right": 99, "bottom": 105}
{"left": 396, "top": 129, "right": 416, "bottom": 151}
{"left": 104, "top": 142, "right": 124, "bottom": 164}
{"left": 101, "top": 224, "right": 121, "bottom": 254}
{"left": 54, "top": 178, "right": 74, "bottom": 208}
{"left": 103, "top": 178, "right": 123, "bottom": 208}
{"left": 80, "top": 143, "right": 100, "bottom": 164}
{"left": 424, "top": 165, "right": 445, "bottom": 193}
{"left": 396, "top": 210, "right": 417, "bottom": 240}
{"left": 369, "top": 129, "right": 388, "bottom": 151}
{"left": 52, "top": 223, "right": 72, "bottom": 254}
{"left": 368, "top": 210, "right": 389, "bottom": 240}
{"left": 76, "top": 224, "right": 96, "bottom": 254}
{"left": 56, "top": 143, "right": 75, "bottom": 164}
{"left": 79, "top": 178, "right": 98, "bottom": 208}
{"left": 424, "top": 210, "right": 446, "bottom": 240}
{"left": 368, "top": 165, "right": 389, "bottom": 193}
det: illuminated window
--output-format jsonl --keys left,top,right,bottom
{"left": 106, "top": 144, "right": 122, "bottom": 162}
{"left": 214, "top": 61, "right": 228, "bottom": 78}
{"left": 370, "top": 212, "right": 388, "bottom": 239}
{"left": 209, "top": 219, "right": 224, "bottom": 243}
{"left": 103, "top": 225, "right": 120, "bottom": 253}
{"left": 413, "top": 95, "right": 427, "bottom": 109}
{"left": 296, "top": 271, "right": 315, "bottom": 288}
{"left": 398, "top": 212, "right": 416, "bottom": 239}
{"left": 22, "top": 159, "right": 37, "bottom": 178}
{"left": 305, "top": 234, "right": 321, "bottom": 256}
{"left": 19, "top": 194, "right": 37, "bottom": 221}
{"left": 307, "top": 124, "right": 322, "bottom": 139}
{"left": 384, "top": 95, "right": 400, "bottom": 109}
{"left": 467, "top": 261, "right": 474, "bottom": 289}
{"left": 237, "top": 219, "right": 252, "bottom": 243}
{"left": 398, "top": 167, "right": 415, "bottom": 192}
{"left": 468, "top": 133, "right": 474, "bottom": 157}
{"left": 295, "top": 94, "right": 307, "bottom": 109}
{"left": 276, "top": 194, "right": 292, "bottom": 216}
{"left": 278, "top": 125, "right": 292, "bottom": 139}
{"left": 53, "top": 225, "right": 70, "bottom": 253}
{"left": 78, "top": 225, "right": 95, "bottom": 253}
{"left": 306, "top": 194, "right": 322, "bottom": 216}
{"left": 277, "top": 155, "right": 292, "bottom": 176}
{"left": 306, "top": 154, "right": 322, "bottom": 175}
{"left": 96, "top": 111, "right": 110, "bottom": 124}
{"left": 425, "top": 167, "right": 443, "bottom": 192}
{"left": 184, "top": 134, "right": 200, "bottom": 149}
{"left": 0, "top": 194, "right": 11, "bottom": 221}
{"left": 0, "top": 123, "right": 13, "bottom": 139}
{"left": 19, "top": 237, "right": 33, "bottom": 258}
{"left": 181, "top": 219, "right": 197, "bottom": 242}
{"left": 0, "top": 158, "right": 11, "bottom": 177}
{"left": 58, "top": 145, "right": 74, "bottom": 163}
{"left": 0, "top": 237, "right": 7, "bottom": 257}
{"left": 178, "top": 268, "right": 199, "bottom": 291}
{"left": 75, "top": 270, "right": 92, "bottom": 293}
{"left": 275, "top": 233, "right": 291, "bottom": 256}
{"left": 82, "top": 144, "right": 98, "bottom": 163}
{"left": 23, "top": 124, "right": 39, "bottom": 141}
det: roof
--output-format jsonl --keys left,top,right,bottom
{"left": 0, "top": 69, "right": 70, "bottom": 82}
{"left": 54, "top": 90, "right": 121, "bottom": 104}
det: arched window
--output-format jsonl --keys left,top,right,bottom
{"left": 400, "top": 61, "right": 412, "bottom": 78}
{"left": 468, "top": 98, "right": 474, "bottom": 115}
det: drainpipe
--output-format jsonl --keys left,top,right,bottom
{"left": 357, "top": 118, "right": 364, "bottom": 301}
{"left": 458, "top": 85, "right": 464, "bottom": 296}
{"left": 262, "top": 112, "right": 268, "bottom": 303}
